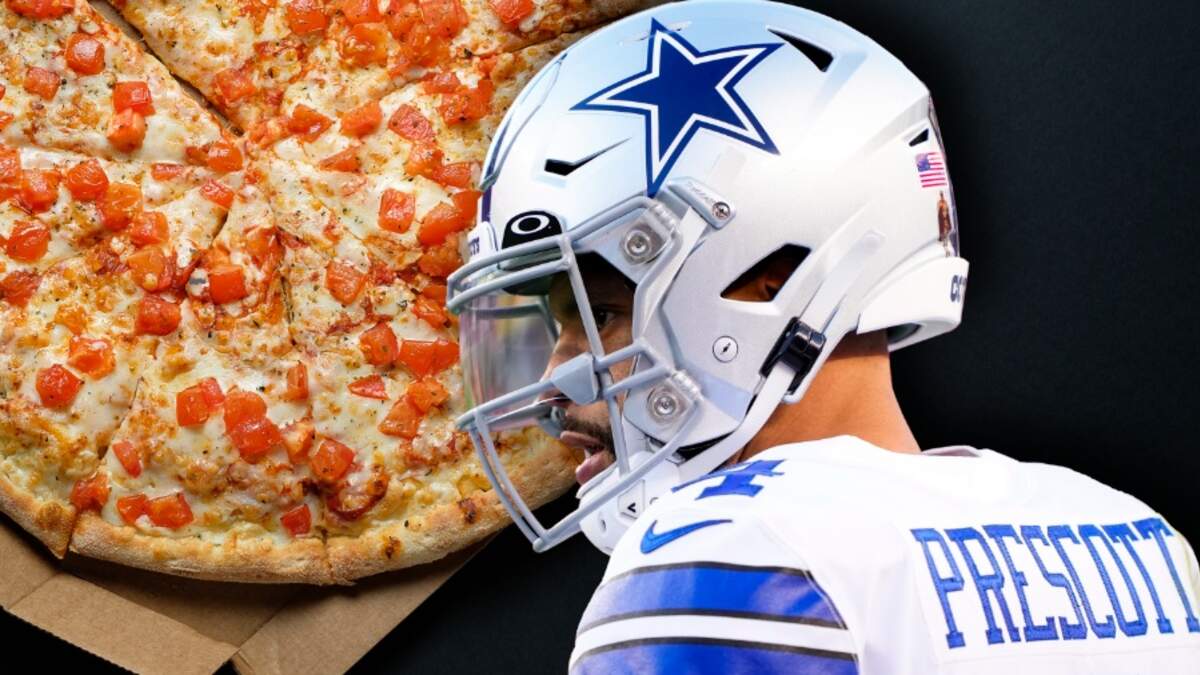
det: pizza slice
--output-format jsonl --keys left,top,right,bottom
{"left": 274, "top": 0, "right": 641, "bottom": 125}
{"left": 280, "top": 236, "right": 575, "bottom": 580}
{"left": 0, "top": 249, "right": 155, "bottom": 555}
{"left": 112, "top": 0, "right": 321, "bottom": 132}
{"left": 0, "top": 0, "right": 225, "bottom": 162}
{"left": 0, "top": 141, "right": 235, "bottom": 280}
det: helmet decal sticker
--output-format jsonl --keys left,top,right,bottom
{"left": 915, "top": 152, "right": 948, "bottom": 188}
{"left": 937, "top": 191, "right": 956, "bottom": 257}
{"left": 502, "top": 210, "right": 563, "bottom": 248}
{"left": 572, "top": 18, "right": 782, "bottom": 196}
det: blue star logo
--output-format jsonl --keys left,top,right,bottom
{"left": 573, "top": 19, "right": 782, "bottom": 196}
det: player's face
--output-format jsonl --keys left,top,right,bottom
{"left": 540, "top": 257, "right": 635, "bottom": 486}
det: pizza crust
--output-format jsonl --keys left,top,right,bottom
{"left": 0, "top": 467, "right": 74, "bottom": 557}
{"left": 326, "top": 431, "right": 579, "bottom": 583}
{"left": 70, "top": 512, "right": 336, "bottom": 585}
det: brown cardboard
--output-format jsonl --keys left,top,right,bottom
{"left": 0, "top": 514, "right": 483, "bottom": 674}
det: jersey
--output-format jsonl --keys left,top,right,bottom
{"left": 568, "top": 434, "right": 1200, "bottom": 674}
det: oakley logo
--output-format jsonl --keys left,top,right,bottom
{"left": 502, "top": 210, "right": 562, "bottom": 248}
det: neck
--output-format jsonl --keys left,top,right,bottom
{"left": 734, "top": 330, "right": 920, "bottom": 462}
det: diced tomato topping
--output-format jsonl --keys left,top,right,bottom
{"left": 0, "top": 270, "right": 40, "bottom": 307}
{"left": 6, "top": 0, "right": 74, "bottom": 20}
{"left": 377, "top": 188, "right": 414, "bottom": 233}
{"left": 421, "top": 282, "right": 446, "bottom": 303}
{"left": 437, "top": 78, "right": 493, "bottom": 125}
{"left": 67, "top": 335, "right": 114, "bottom": 378}
{"left": 36, "top": 364, "right": 82, "bottom": 408}
{"left": 23, "top": 66, "right": 60, "bottom": 100}
{"left": 150, "top": 162, "right": 184, "bottom": 181}
{"left": 280, "top": 503, "right": 311, "bottom": 536}
{"left": 17, "top": 169, "right": 59, "bottom": 214}
{"left": 378, "top": 398, "right": 420, "bottom": 438}
{"left": 312, "top": 438, "right": 355, "bottom": 482}
{"left": 98, "top": 182, "right": 142, "bottom": 230}
{"left": 110, "top": 439, "right": 142, "bottom": 477}
{"left": 0, "top": 145, "right": 21, "bottom": 185}
{"left": 228, "top": 415, "right": 284, "bottom": 462}
{"left": 285, "top": 0, "right": 328, "bottom": 34}
{"left": 69, "top": 473, "right": 109, "bottom": 513}
{"left": 54, "top": 304, "right": 86, "bottom": 334}
{"left": 419, "top": 0, "right": 467, "bottom": 38}
{"left": 214, "top": 67, "right": 257, "bottom": 104}
{"left": 65, "top": 159, "right": 108, "bottom": 201}
{"left": 340, "top": 100, "right": 381, "bottom": 137}
{"left": 281, "top": 418, "right": 315, "bottom": 463}
{"left": 113, "top": 81, "right": 154, "bottom": 115}
{"left": 135, "top": 294, "right": 181, "bottom": 335}
{"left": 421, "top": 71, "right": 461, "bottom": 94}
{"left": 5, "top": 220, "right": 50, "bottom": 262}
{"left": 339, "top": 22, "right": 389, "bottom": 67}
{"left": 176, "top": 385, "right": 212, "bottom": 426}
{"left": 245, "top": 225, "right": 281, "bottom": 265}
{"left": 359, "top": 322, "right": 398, "bottom": 366}
{"left": 207, "top": 263, "right": 248, "bottom": 303}
{"left": 222, "top": 387, "right": 266, "bottom": 431}
{"left": 403, "top": 141, "right": 442, "bottom": 178}
{"left": 198, "top": 377, "right": 225, "bottom": 406}
{"left": 147, "top": 492, "right": 193, "bottom": 529}
{"left": 417, "top": 239, "right": 461, "bottom": 277}
{"left": 205, "top": 139, "right": 243, "bottom": 173}
{"left": 489, "top": 0, "right": 533, "bottom": 26}
{"left": 116, "top": 493, "right": 149, "bottom": 525}
{"left": 107, "top": 109, "right": 146, "bottom": 152}
{"left": 286, "top": 104, "right": 332, "bottom": 142}
{"left": 325, "top": 259, "right": 366, "bottom": 305}
{"left": 341, "top": 0, "right": 383, "bottom": 23}
{"left": 126, "top": 246, "right": 174, "bottom": 292}
{"left": 406, "top": 377, "right": 447, "bottom": 413}
{"left": 396, "top": 337, "right": 458, "bottom": 377}
{"left": 387, "top": 104, "right": 434, "bottom": 141}
{"left": 129, "top": 210, "right": 168, "bottom": 246}
{"left": 412, "top": 294, "right": 449, "bottom": 329}
{"left": 348, "top": 374, "right": 388, "bottom": 399}
{"left": 64, "top": 34, "right": 105, "bottom": 75}
{"left": 318, "top": 146, "right": 360, "bottom": 172}
{"left": 430, "top": 160, "right": 473, "bottom": 188}
{"left": 417, "top": 190, "right": 478, "bottom": 246}
{"left": 200, "top": 179, "right": 235, "bottom": 209}
{"left": 282, "top": 362, "right": 309, "bottom": 401}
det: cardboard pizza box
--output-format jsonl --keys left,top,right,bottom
{"left": 0, "top": 514, "right": 483, "bottom": 674}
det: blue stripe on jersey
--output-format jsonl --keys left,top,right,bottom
{"left": 571, "top": 638, "right": 858, "bottom": 675}
{"left": 578, "top": 562, "right": 846, "bottom": 633}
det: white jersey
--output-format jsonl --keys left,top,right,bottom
{"left": 569, "top": 434, "right": 1200, "bottom": 674}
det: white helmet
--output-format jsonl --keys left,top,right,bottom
{"left": 446, "top": 0, "right": 967, "bottom": 553}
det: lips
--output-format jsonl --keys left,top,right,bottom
{"left": 559, "top": 430, "right": 614, "bottom": 485}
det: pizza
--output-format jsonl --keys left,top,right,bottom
{"left": 0, "top": 0, "right": 645, "bottom": 584}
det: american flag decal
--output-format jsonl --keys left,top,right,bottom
{"left": 915, "top": 152, "right": 947, "bottom": 188}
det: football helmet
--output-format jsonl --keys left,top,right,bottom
{"left": 446, "top": 0, "right": 968, "bottom": 553}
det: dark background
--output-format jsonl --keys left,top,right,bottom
{"left": 5, "top": 0, "right": 1198, "bottom": 671}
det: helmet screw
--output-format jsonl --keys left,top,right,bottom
{"left": 621, "top": 227, "right": 655, "bottom": 263}
{"left": 647, "top": 385, "right": 682, "bottom": 422}
{"left": 712, "top": 336, "right": 738, "bottom": 363}
{"left": 711, "top": 201, "right": 731, "bottom": 220}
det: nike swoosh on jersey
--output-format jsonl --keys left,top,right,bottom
{"left": 640, "top": 518, "right": 732, "bottom": 554}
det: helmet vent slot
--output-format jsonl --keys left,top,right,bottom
{"left": 908, "top": 128, "right": 930, "bottom": 146}
{"left": 720, "top": 244, "right": 810, "bottom": 302}
{"left": 768, "top": 29, "right": 833, "bottom": 72}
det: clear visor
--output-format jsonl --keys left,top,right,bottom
{"left": 459, "top": 270, "right": 559, "bottom": 422}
